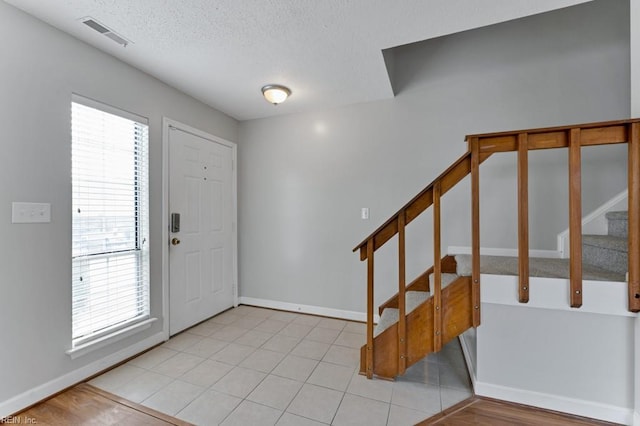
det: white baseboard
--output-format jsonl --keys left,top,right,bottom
{"left": 0, "top": 331, "right": 165, "bottom": 419}
{"left": 447, "top": 246, "right": 561, "bottom": 259}
{"left": 238, "top": 296, "right": 380, "bottom": 323}
{"left": 475, "top": 381, "right": 633, "bottom": 425}
{"left": 458, "top": 333, "right": 477, "bottom": 392}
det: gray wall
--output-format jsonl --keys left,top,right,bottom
{"left": 477, "top": 304, "right": 634, "bottom": 409}
{"left": 0, "top": 2, "right": 237, "bottom": 407}
{"left": 238, "top": 0, "right": 629, "bottom": 313}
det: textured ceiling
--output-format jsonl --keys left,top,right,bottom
{"left": 5, "top": 0, "right": 592, "bottom": 121}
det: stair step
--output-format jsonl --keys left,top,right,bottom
{"left": 606, "top": 210, "right": 628, "bottom": 238}
{"left": 375, "top": 291, "right": 429, "bottom": 337}
{"left": 428, "top": 272, "right": 459, "bottom": 290}
{"left": 582, "top": 234, "right": 628, "bottom": 275}
{"left": 454, "top": 254, "right": 625, "bottom": 281}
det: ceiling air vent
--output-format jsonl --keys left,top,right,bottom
{"left": 80, "top": 17, "right": 130, "bottom": 47}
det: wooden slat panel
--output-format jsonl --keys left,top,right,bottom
{"left": 581, "top": 125, "right": 628, "bottom": 146}
{"left": 518, "top": 133, "right": 530, "bottom": 303}
{"left": 568, "top": 128, "right": 583, "bottom": 308}
{"left": 527, "top": 131, "right": 567, "bottom": 150}
{"left": 405, "top": 188, "right": 433, "bottom": 225}
{"left": 371, "top": 323, "right": 399, "bottom": 379}
{"left": 366, "top": 239, "right": 374, "bottom": 378}
{"left": 433, "top": 181, "right": 442, "bottom": 352}
{"left": 397, "top": 212, "right": 407, "bottom": 374}
{"left": 406, "top": 298, "right": 434, "bottom": 366}
{"left": 439, "top": 157, "right": 471, "bottom": 194}
{"left": 441, "top": 277, "right": 473, "bottom": 345}
{"left": 470, "top": 137, "right": 481, "bottom": 326}
{"left": 478, "top": 135, "right": 517, "bottom": 153}
{"left": 629, "top": 123, "right": 640, "bottom": 312}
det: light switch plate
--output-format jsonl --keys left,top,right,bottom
{"left": 361, "top": 207, "right": 369, "bottom": 220}
{"left": 12, "top": 202, "right": 51, "bottom": 223}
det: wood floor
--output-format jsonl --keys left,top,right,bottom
{"left": 14, "top": 383, "right": 190, "bottom": 425}
{"left": 418, "top": 397, "right": 619, "bottom": 426}
{"left": 13, "top": 385, "right": 619, "bottom": 426}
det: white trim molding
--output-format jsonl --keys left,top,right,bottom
{"left": 480, "top": 273, "right": 634, "bottom": 317}
{"left": 162, "top": 118, "right": 239, "bottom": 339}
{"left": 66, "top": 318, "right": 157, "bottom": 359}
{"left": 0, "top": 332, "right": 165, "bottom": 419}
{"left": 458, "top": 333, "right": 477, "bottom": 391}
{"left": 475, "top": 381, "right": 634, "bottom": 425}
{"left": 238, "top": 297, "right": 380, "bottom": 324}
{"left": 448, "top": 246, "right": 561, "bottom": 259}
{"left": 556, "top": 189, "right": 628, "bottom": 258}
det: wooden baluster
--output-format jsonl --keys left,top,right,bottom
{"left": 568, "top": 128, "right": 583, "bottom": 307}
{"left": 398, "top": 212, "right": 407, "bottom": 373}
{"left": 470, "top": 137, "right": 481, "bottom": 326}
{"left": 518, "top": 133, "right": 530, "bottom": 303}
{"left": 366, "top": 239, "right": 374, "bottom": 378}
{"left": 433, "top": 182, "right": 442, "bottom": 352}
{"left": 629, "top": 123, "right": 640, "bottom": 312}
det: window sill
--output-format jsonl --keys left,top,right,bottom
{"left": 66, "top": 317, "right": 158, "bottom": 360}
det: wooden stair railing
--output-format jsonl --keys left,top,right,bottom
{"left": 354, "top": 118, "right": 640, "bottom": 381}
{"left": 353, "top": 150, "right": 492, "bottom": 379}
{"left": 468, "top": 118, "right": 640, "bottom": 311}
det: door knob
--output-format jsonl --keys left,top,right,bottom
{"left": 171, "top": 237, "right": 181, "bottom": 246}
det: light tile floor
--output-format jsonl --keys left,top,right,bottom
{"left": 90, "top": 306, "right": 473, "bottom": 425}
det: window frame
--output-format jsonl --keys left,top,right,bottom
{"left": 69, "top": 94, "right": 151, "bottom": 354}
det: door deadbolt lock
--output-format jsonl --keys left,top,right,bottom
{"left": 171, "top": 237, "right": 181, "bottom": 246}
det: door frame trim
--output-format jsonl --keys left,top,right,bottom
{"left": 161, "top": 117, "right": 238, "bottom": 340}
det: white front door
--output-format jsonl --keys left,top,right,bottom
{"left": 169, "top": 125, "right": 235, "bottom": 335}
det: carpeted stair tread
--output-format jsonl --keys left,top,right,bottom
{"left": 374, "top": 291, "right": 430, "bottom": 337}
{"left": 428, "top": 272, "right": 459, "bottom": 290}
{"left": 455, "top": 254, "right": 625, "bottom": 282}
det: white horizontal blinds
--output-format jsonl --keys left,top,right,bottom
{"left": 71, "top": 98, "right": 149, "bottom": 346}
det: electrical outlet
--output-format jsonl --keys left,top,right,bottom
{"left": 12, "top": 202, "right": 51, "bottom": 223}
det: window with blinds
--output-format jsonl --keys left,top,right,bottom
{"left": 71, "top": 96, "right": 150, "bottom": 348}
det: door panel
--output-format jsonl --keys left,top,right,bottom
{"left": 169, "top": 127, "right": 234, "bottom": 335}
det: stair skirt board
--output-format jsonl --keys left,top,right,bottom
{"left": 360, "top": 276, "right": 473, "bottom": 380}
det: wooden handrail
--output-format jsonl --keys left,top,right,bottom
{"left": 353, "top": 151, "right": 492, "bottom": 260}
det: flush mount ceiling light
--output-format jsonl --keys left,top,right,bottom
{"left": 261, "top": 85, "right": 291, "bottom": 105}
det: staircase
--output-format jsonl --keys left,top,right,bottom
{"left": 583, "top": 211, "right": 628, "bottom": 276}
{"left": 354, "top": 119, "right": 640, "bottom": 381}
